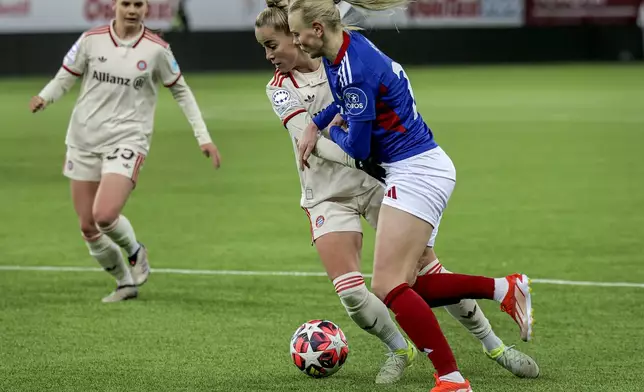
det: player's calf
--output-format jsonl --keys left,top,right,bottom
{"left": 411, "top": 272, "right": 534, "bottom": 342}
{"left": 419, "top": 260, "right": 539, "bottom": 377}
{"left": 334, "top": 271, "right": 414, "bottom": 384}
{"left": 334, "top": 271, "right": 407, "bottom": 351}
{"left": 97, "top": 215, "right": 142, "bottom": 261}
{"left": 418, "top": 259, "right": 502, "bottom": 351}
{"left": 84, "top": 232, "right": 136, "bottom": 301}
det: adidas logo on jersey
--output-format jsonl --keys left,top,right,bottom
{"left": 304, "top": 94, "right": 315, "bottom": 103}
{"left": 92, "top": 71, "right": 131, "bottom": 87}
{"left": 98, "top": 56, "right": 107, "bottom": 62}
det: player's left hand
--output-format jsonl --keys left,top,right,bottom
{"left": 200, "top": 142, "right": 221, "bottom": 169}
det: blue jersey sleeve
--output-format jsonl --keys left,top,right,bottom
{"left": 329, "top": 120, "right": 372, "bottom": 161}
{"left": 312, "top": 104, "right": 340, "bottom": 130}
{"left": 340, "top": 80, "right": 376, "bottom": 123}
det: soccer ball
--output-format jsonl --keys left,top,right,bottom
{"left": 290, "top": 319, "right": 349, "bottom": 378}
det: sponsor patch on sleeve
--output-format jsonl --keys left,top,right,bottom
{"left": 271, "top": 89, "right": 302, "bottom": 118}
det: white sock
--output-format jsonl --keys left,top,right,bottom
{"left": 440, "top": 371, "right": 466, "bottom": 384}
{"left": 417, "top": 259, "right": 444, "bottom": 276}
{"left": 85, "top": 233, "right": 134, "bottom": 286}
{"left": 493, "top": 277, "right": 509, "bottom": 302}
{"left": 333, "top": 272, "right": 407, "bottom": 352}
{"left": 481, "top": 332, "right": 504, "bottom": 353}
{"left": 99, "top": 215, "right": 140, "bottom": 257}
{"left": 418, "top": 259, "right": 505, "bottom": 352}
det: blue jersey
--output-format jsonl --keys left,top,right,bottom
{"left": 320, "top": 31, "right": 437, "bottom": 163}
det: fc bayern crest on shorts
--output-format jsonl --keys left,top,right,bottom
{"left": 137, "top": 60, "right": 147, "bottom": 71}
{"left": 315, "top": 215, "right": 325, "bottom": 228}
{"left": 67, "top": 160, "right": 74, "bottom": 171}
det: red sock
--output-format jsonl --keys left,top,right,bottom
{"left": 412, "top": 273, "right": 495, "bottom": 307}
{"left": 383, "top": 283, "right": 458, "bottom": 376}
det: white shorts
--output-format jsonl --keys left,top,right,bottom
{"left": 63, "top": 145, "right": 146, "bottom": 184}
{"left": 381, "top": 146, "right": 456, "bottom": 231}
{"left": 303, "top": 181, "right": 442, "bottom": 247}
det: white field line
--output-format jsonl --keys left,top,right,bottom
{"left": 1, "top": 265, "right": 643, "bottom": 289}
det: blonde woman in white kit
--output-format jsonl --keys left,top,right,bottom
{"left": 30, "top": 0, "right": 221, "bottom": 302}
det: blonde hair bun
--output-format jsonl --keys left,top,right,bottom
{"left": 265, "top": 0, "right": 289, "bottom": 8}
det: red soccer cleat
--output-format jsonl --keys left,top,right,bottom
{"left": 430, "top": 374, "right": 473, "bottom": 392}
{"left": 500, "top": 273, "right": 534, "bottom": 342}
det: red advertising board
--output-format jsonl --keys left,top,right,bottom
{"left": 526, "top": 0, "right": 641, "bottom": 25}
{"left": 0, "top": 0, "right": 30, "bottom": 16}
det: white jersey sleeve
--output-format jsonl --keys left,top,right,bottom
{"left": 267, "top": 84, "right": 305, "bottom": 122}
{"left": 156, "top": 45, "right": 182, "bottom": 87}
{"left": 154, "top": 45, "right": 212, "bottom": 145}
{"left": 168, "top": 78, "right": 212, "bottom": 146}
{"left": 38, "top": 34, "right": 87, "bottom": 104}
{"left": 62, "top": 34, "right": 89, "bottom": 76}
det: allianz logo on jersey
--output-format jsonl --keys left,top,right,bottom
{"left": 92, "top": 71, "right": 146, "bottom": 90}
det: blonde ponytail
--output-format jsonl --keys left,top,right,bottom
{"left": 288, "top": 0, "right": 408, "bottom": 31}
{"left": 342, "top": 0, "right": 409, "bottom": 11}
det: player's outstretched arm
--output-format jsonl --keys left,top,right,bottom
{"left": 158, "top": 44, "right": 220, "bottom": 168}
{"left": 168, "top": 78, "right": 221, "bottom": 169}
{"left": 31, "top": 69, "right": 79, "bottom": 113}
{"left": 31, "top": 31, "right": 88, "bottom": 114}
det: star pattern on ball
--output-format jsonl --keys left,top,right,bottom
{"left": 299, "top": 341, "right": 323, "bottom": 370}
{"left": 327, "top": 330, "right": 347, "bottom": 357}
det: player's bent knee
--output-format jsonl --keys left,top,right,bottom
{"left": 80, "top": 224, "right": 100, "bottom": 241}
{"left": 418, "top": 247, "right": 436, "bottom": 270}
{"left": 370, "top": 277, "right": 398, "bottom": 302}
{"left": 93, "top": 209, "right": 120, "bottom": 230}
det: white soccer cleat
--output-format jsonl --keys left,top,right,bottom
{"left": 485, "top": 344, "right": 540, "bottom": 378}
{"left": 128, "top": 243, "right": 150, "bottom": 286}
{"left": 375, "top": 339, "right": 417, "bottom": 384}
{"left": 101, "top": 285, "right": 138, "bottom": 303}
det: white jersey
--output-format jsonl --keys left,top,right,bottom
{"left": 265, "top": 62, "right": 381, "bottom": 208}
{"left": 59, "top": 23, "right": 182, "bottom": 153}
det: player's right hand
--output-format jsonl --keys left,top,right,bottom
{"left": 297, "top": 122, "right": 319, "bottom": 171}
{"left": 29, "top": 96, "right": 47, "bottom": 113}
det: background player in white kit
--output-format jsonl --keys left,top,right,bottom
{"left": 256, "top": 0, "right": 538, "bottom": 383}
{"left": 29, "top": 0, "right": 221, "bottom": 303}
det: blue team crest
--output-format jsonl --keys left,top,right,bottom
{"left": 343, "top": 87, "right": 368, "bottom": 116}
